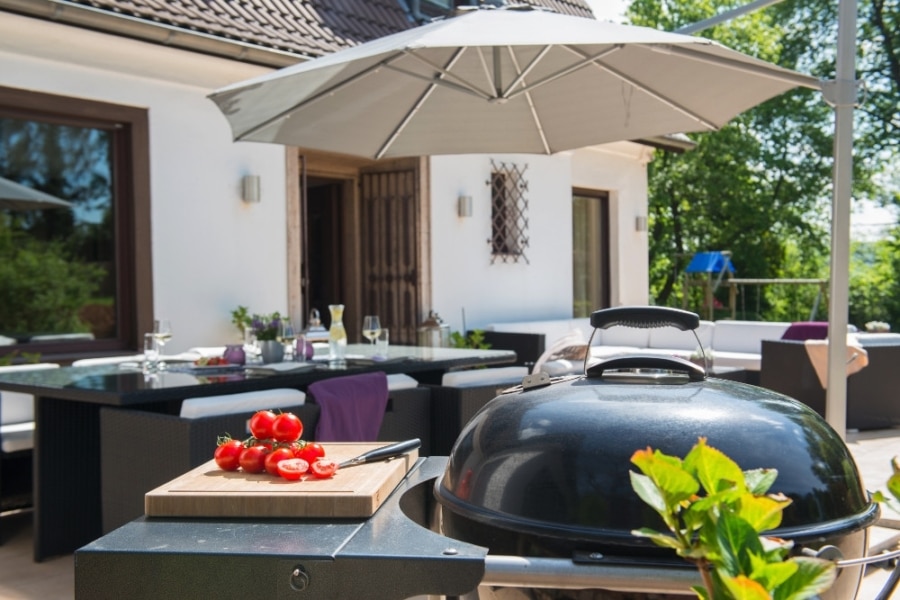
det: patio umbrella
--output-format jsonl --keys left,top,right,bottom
{"left": 209, "top": 6, "right": 821, "bottom": 159}
{"left": 0, "top": 176, "right": 72, "bottom": 211}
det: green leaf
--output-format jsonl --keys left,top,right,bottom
{"left": 714, "top": 511, "right": 763, "bottom": 576}
{"left": 631, "top": 528, "right": 684, "bottom": 551}
{"left": 631, "top": 449, "right": 700, "bottom": 506}
{"left": 720, "top": 574, "right": 774, "bottom": 600}
{"left": 684, "top": 438, "right": 746, "bottom": 494}
{"left": 736, "top": 493, "right": 790, "bottom": 532}
{"left": 744, "top": 468, "right": 778, "bottom": 495}
{"left": 630, "top": 471, "right": 667, "bottom": 514}
{"left": 772, "top": 557, "right": 836, "bottom": 600}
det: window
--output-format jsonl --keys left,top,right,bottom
{"left": 489, "top": 160, "right": 529, "bottom": 264}
{"left": 0, "top": 86, "right": 152, "bottom": 359}
{"left": 572, "top": 190, "right": 610, "bottom": 317}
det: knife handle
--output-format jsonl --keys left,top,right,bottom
{"left": 355, "top": 438, "right": 421, "bottom": 464}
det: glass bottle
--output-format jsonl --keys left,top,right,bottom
{"left": 328, "top": 304, "right": 347, "bottom": 363}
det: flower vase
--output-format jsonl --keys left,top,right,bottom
{"left": 328, "top": 304, "right": 347, "bottom": 363}
{"left": 223, "top": 344, "right": 246, "bottom": 366}
{"left": 258, "top": 340, "right": 285, "bottom": 364}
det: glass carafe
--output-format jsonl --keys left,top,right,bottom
{"left": 328, "top": 304, "right": 347, "bottom": 363}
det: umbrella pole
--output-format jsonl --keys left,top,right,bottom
{"left": 824, "top": 0, "right": 858, "bottom": 441}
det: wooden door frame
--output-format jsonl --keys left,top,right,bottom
{"left": 286, "top": 149, "right": 431, "bottom": 334}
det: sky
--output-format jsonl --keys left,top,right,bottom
{"left": 583, "top": 0, "right": 896, "bottom": 240}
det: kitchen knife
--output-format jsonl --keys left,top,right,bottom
{"left": 338, "top": 438, "right": 421, "bottom": 469}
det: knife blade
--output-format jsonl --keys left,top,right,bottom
{"left": 338, "top": 438, "right": 421, "bottom": 469}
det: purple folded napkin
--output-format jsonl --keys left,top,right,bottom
{"left": 310, "top": 371, "right": 389, "bottom": 442}
{"left": 781, "top": 322, "right": 829, "bottom": 341}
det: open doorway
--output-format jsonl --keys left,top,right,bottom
{"left": 304, "top": 177, "right": 345, "bottom": 324}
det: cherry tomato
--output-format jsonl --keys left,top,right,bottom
{"left": 310, "top": 458, "right": 338, "bottom": 479}
{"left": 277, "top": 458, "right": 310, "bottom": 480}
{"left": 294, "top": 441, "right": 325, "bottom": 464}
{"left": 272, "top": 412, "right": 303, "bottom": 443}
{"left": 264, "top": 447, "right": 296, "bottom": 476}
{"left": 214, "top": 438, "right": 244, "bottom": 471}
{"left": 239, "top": 444, "right": 270, "bottom": 473}
{"left": 249, "top": 410, "right": 277, "bottom": 440}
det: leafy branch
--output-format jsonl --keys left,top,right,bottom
{"left": 630, "top": 437, "right": 836, "bottom": 599}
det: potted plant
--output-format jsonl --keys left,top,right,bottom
{"left": 251, "top": 312, "right": 284, "bottom": 363}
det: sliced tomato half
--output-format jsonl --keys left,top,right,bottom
{"left": 277, "top": 458, "right": 310, "bottom": 480}
{"left": 310, "top": 458, "right": 338, "bottom": 479}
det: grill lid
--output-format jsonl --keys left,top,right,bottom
{"left": 435, "top": 309, "right": 876, "bottom": 550}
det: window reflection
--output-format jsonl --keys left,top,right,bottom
{"left": 0, "top": 116, "right": 117, "bottom": 344}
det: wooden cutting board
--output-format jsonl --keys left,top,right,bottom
{"left": 145, "top": 442, "right": 418, "bottom": 519}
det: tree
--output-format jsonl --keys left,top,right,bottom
{"left": 630, "top": 0, "right": 889, "bottom": 323}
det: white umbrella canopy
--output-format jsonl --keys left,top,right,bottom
{"left": 210, "top": 6, "right": 821, "bottom": 159}
{"left": 0, "top": 176, "right": 72, "bottom": 211}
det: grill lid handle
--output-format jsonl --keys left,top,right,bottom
{"left": 590, "top": 306, "right": 700, "bottom": 331}
{"left": 586, "top": 354, "right": 706, "bottom": 381}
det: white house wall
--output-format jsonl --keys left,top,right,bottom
{"left": 1, "top": 11, "right": 652, "bottom": 351}
{"left": 0, "top": 12, "right": 288, "bottom": 352}
{"left": 429, "top": 145, "right": 650, "bottom": 335}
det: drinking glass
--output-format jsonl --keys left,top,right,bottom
{"left": 375, "top": 328, "right": 389, "bottom": 359}
{"left": 153, "top": 319, "right": 173, "bottom": 369}
{"left": 362, "top": 315, "right": 382, "bottom": 346}
{"left": 281, "top": 319, "right": 297, "bottom": 361}
{"left": 143, "top": 333, "right": 159, "bottom": 373}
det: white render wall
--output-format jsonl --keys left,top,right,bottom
{"left": 429, "top": 143, "right": 651, "bottom": 335}
{"left": 1, "top": 11, "right": 652, "bottom": 350}
{"left": 0, "top": 12, "right": 289, "bottom": 352}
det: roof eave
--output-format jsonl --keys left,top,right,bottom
{"left": 0, "top": 0, "right": 307, "bottom": 69}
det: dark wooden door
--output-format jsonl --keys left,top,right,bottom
{"left": 359, "top": 169, "right": 419, "bottom": 345}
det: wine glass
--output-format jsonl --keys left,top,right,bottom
{"left": 281, "top": 319, "right": 297, "bottom": 361}
{"left": 152, "top": 319, "right": 172, "bottom": 369}
{"left": 362, "top": 315, "right": 382, "bottom": 346}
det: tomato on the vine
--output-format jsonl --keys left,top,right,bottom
{"left": 277, "top": 458, "right": 310, "bottom": 480}
{"left": 310, "top": 459, "right": 338, "bottom": 479}
{"left": 249, "top": 410, "right": 277, "bottom": 440}
{"left": 294, "top": 441, "right": 325, "bottom": 464}
{"left": 264, "top": 447, "right": 295, "bottom": 476}
{"left": 239, "top": 444, "right": 270, "bottom": 473}
{"left": 214, "top": 438, "right": 244, "bottom": 471}
{"left": 271, "top": 412, "right": 303, "bottom": 443}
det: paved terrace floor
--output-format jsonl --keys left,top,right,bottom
{"left": 1, "top": 428, "right": 899, "bottom": 599}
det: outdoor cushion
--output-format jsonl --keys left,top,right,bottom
{"left": 386, "top": 373, "right": 419, "bottom": 391}
{"left": 179, "top": 388, "right": 305, "bottom": 419}
{"left": 0, "top": 363, "right": 60, "bottom": 425}
{"left": 441, "top": 366, "right": 529, "bottom": 388}
{"left": 1, "top": 421, "right": 34, "bottom": 453}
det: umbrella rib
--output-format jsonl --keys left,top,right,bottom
{"left": 397, "top": 49, "right": 494, "bottom": 101}
{"left": 596, "top": 61, "right": 719, "bottom": 130}
{"left": 234, "top": 52, "right": 408, "bottom": 140}
{"left": 376, "top": 49, "right": 468, "bottom": 159}
{"left": 653, "top": 45, "right": 822, "bottom": 91}
{"left": 557, "top": 45, "right": 719, "bottom": 131}
{"left": 503, "top": 45, "right": 623, "bottom": 101}
{"left": 505, "top": 48, "right": 551, "bottom": 154}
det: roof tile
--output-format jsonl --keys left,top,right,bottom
{"left": 49, "top": 0, "right": 597, "bottom": 61}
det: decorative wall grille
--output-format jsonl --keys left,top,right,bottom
{"left": 488, "top": 159, "right": 529, "bottom": 265}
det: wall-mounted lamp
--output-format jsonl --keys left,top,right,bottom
{"left": 635, "top": 215, "right": 648, "bottom": 232}
{"left": 458, "top": 195, "right": 473, "bottom": 218}
{"left": 242, "top": 175, "right": 261, "bottom": 204}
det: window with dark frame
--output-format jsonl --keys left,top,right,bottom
{"left": 489, "top": 159, "right": 529, "bottom": 264}
{"left": 0, "top": 86, "right": 151, "bottom": 360}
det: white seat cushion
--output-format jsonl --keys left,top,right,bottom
{"left": 441, "top": 366, "right": 529, "bottom": 388}
{"left": 1, "top": 421, "right": 34, "bottom": 453}
{"left": 0, "top": 363, "right": 60, "bottom": 425}
{"left": 386, "top": 373, "right": 419, "bottom": 391}
{"left": 179, "top": 388, "right": 306, "bottom": 419}
{"left": 72, "top": 354, "right": 145, "bottom": 367}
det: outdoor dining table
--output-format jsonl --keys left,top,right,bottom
{"left": 0, "top": 343, "right": 516, "bottom": 562}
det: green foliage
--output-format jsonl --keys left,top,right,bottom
{"left": 0, "top": 224, "right": 103, "bottom": 336}
{"left": 450, "top": 329, "right": 491, "bottom": 350}
{"left": 0, "top": 350, "right": 42, "bottom": 366}
{"left": 231, "top": 305, "right": 251, "bottom": 335}
{"left": 872, "top": 457, "right": 900, "bottom": 515}
{"left": 631, "top": 438, "right": 836, "bottom": 599}
{"left": 631, "top": 0, "right": 900, "bottom": 325}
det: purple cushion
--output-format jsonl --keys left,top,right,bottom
{"left": 781, "top": 322, "right": 829, "bottom": 341}
{"left": 309, "top": 371, "right": 389, "bottom": 442}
